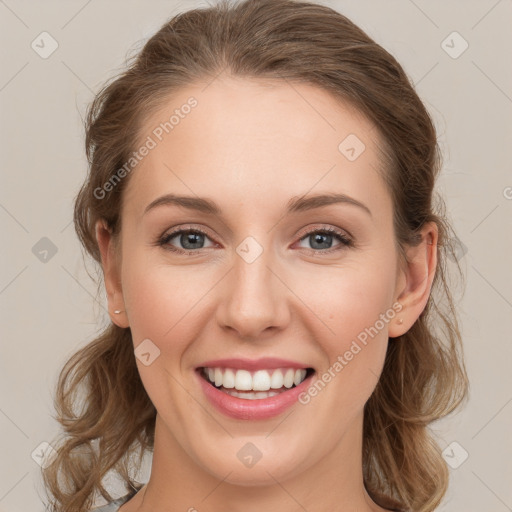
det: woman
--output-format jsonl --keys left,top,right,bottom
{"left": 42, "top": 0, "right": 468, "bottom": 510}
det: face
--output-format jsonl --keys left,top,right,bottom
{"left": 102, "top": 75, "right": 410, "bottom": 486}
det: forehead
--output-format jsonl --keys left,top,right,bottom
{"left": 121, "top": 75, "right": 391, "bottom": 221}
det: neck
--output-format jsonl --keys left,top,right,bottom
{"left": 132, "top": 413, "right": 386, "bottom": 512}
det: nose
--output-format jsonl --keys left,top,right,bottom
{"left": 216, "top": 244, "right": 291, "bottom": 340}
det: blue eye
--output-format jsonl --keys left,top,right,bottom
{"left": 297, "top": 227, "right": 353, "bottom": 253}
{"left": 158, "top": 228, "right": 215, "bottom": 254}
{"left": 156, "top": 225, "right": 353, "bottom": 255}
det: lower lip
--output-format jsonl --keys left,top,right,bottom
{"left": 196, "top": 369, "right": 315, "bottom": 420}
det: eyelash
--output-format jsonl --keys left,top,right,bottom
{"left": 155, "top": 227, "right": 355, "bottom": 256}
{"left": 156, "top": 225, "right": 354, "bottom": 256}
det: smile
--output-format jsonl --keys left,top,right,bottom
{"left": 195, "top": 358, "right": 316, "bottom": 420}
{"left": 201, "top": 367, "right": 312, "bottom": 399}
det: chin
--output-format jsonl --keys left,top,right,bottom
{"left": 194, "top": 440, "right": 311, "bottom": 487}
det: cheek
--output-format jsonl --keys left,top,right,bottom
{"left": 120, "top": 258, "right": 215, "bottom": 424}
{"left": 295, "top": 258, "right": 397, "bottom": 348}
{"left": 120, "top": 253, "right": 221, "bottom": 359}
{"left": 294, "top": 259, "right": 396, "bottom": 407}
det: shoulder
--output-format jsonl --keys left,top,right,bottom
{"left": 91, "top": 492, "right": 134, "bottom": 512}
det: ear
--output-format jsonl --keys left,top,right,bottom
{"left": 95, "top": 219, "right": 129, "bottom": 328}
{"left": 388, "top": 222, "right": 438, "bottom": 338}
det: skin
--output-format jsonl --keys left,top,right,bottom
{"left": 95, "top": 75, "right": 438, "bottom": 512}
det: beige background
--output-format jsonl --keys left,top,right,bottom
{"left": 1, "top": 0, "right": 511, "bottom": 510}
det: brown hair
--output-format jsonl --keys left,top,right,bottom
{"left": 41, "top": 0, "right": 469, "bottom": 510}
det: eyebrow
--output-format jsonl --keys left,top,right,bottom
{"left": 143, "top": 192, "right": 372, "bottom": 218}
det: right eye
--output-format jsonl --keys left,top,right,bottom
{"left": 158, "top": 227, "right": 218, "bottom": 254}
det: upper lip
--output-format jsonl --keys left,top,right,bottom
{"left": 196, "top": 357, "right": 314, "bottom": 371}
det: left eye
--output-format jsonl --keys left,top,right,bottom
{"left": 296, "top": 229, "right": 352, "bottom": 251}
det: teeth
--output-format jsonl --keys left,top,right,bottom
{"left": 293, "top": 369, "right": 304, "bottom": 386}
{"left": 223, "top": 389, "right": 281, "bottom": 399}
{"left": 235, "top": 370, "right": 252, "bottom": 390}
{"left": 214, "top": 368, "right": 223, "bottom": 387}
{"left": 283, "top": 368, "right": 295, "bottom": 388}
{"left": 223, "top": 369, "right": 235, "bottom": 388}
{"left": 253, "top": 370, "right": 271, "bottom": 391}
{"left": 270, "top": 370, "right": 284, "bottom": 389}
{"left": 202, "top": 367, "right": 308, "bottom": 392}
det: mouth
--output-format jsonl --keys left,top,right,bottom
{"left": 195, "top": 362, "right": 316, "bottom": 420}
{"left": 197, "top": 366, "right": 315, "bottom": 400}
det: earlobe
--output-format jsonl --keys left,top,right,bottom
{"left": 388, "top": 222, "right": 438, "bottom": 338}
{"left": 95, "top": 219, "right": 129, "bottom": 328}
